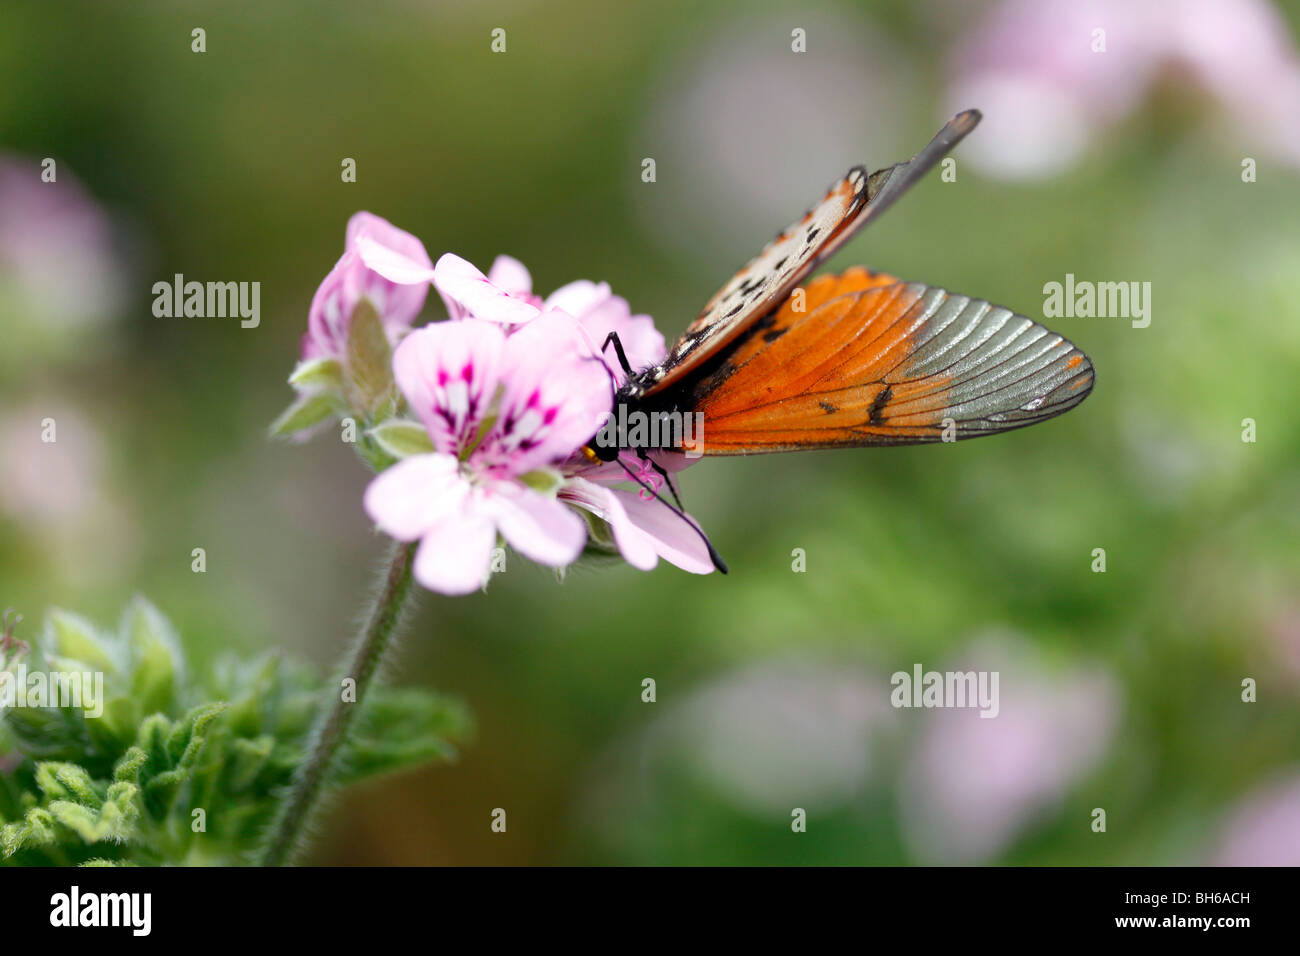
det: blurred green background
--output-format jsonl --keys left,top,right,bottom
{"left": 2, "top": 0, "right": 1299, "bottom": 864}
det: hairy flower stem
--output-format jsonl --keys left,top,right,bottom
{"left": 259, "top": 541, "right": 416, "bottom": 866}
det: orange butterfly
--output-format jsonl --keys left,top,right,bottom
{"left": 584, "top": 110, "right": 1093, "bottom": 568}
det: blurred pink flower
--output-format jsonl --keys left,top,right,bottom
{"left": 948, "top": 0, "right": 1300, "bottom": 178}
{"left": 898, "top": 638, "right": 1120, "bottom": 863}
{"left": 0, "top": 154, "right": 129, "bottom": 354}
{"left": 303, "top": 212, "right": 432, "bottom": 359}
{"left": 364, "top": 313, "right": 610, "bottom": 594}
{"left": 1212, "top": 771, "right": 1300, "bottom": 865}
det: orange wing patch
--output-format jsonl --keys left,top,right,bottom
{"left": 686, "top": 277, "right": 1094, "bottom": 456}
{"left": 719, "top": 266, "right": 900, "bottom": 370}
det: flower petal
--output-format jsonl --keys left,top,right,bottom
{"left": 391, "top": 321, "right": 505, "bottom": 458}
{"left": 559, "top": 477, "right": 658, "bottom": 570}
{"left": 479, "top": 311, "right": 612, "bottom": 474}
{"left": 354, "top": 235, "right": 438, "bottom": 285}
{"left": 487, "top": 255, "right": 534, "bottom": 299}
{"left": 413, "top": 510, "right": 496, "bottom": 595}
{"left": 363, "top": 453, "right": 467, "bottom": 541}
{"left": 486, "top": 482, "right": 587, "bottom": 567}
{"left": 345, "top": 212, "right": 432, "bottom": 327}
{"left": 609, "top": 487, "right": 714, "bottom": 574}
{"left": 544, "top": 279, "right": 665, "bottom": 382}
{"left": 433, "top": 253, "right": 541, "bottom": 324}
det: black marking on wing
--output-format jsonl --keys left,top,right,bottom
{"left": 867, "top": 383, "right": 893, "bottom": 425}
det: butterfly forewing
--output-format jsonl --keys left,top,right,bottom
{"left": 637, "top": 110, "right": 983, "bottom": 398}
{"left": 687, "top": 276, "right": 1094, "bottom": 455}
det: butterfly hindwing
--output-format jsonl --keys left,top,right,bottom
{"left": 637, "top": 110, "right": 983, "bottom": 398}
{"left": 684, "top": 275, "right": 1094, "bottom": 455}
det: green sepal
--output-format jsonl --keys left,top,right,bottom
{"left": 368, "top": 419, "right": 435, "bottom": 460}
{"left": 343, "top": 299, "right": 395, "bottom": 415}
{"left": 269, "top": 391, "right": 344, "bottom": 439}
{"left": 288, "top": 356, "right": 344, "bottom": 390}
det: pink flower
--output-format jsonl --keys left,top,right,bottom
{"left": 360, "top": 246, "right": 717, "bottom": 582}
{"left": 303, "top": 212, "right": 432, "bottom": 359}
{"left": 1212, "top": 771, "right": 1300, "bottom": 866}
{"left": 363, "top": 313, "right": 611, "bottom": 594}
{"left": 947, "top": 0, "right": 1300, "bottom": 178}
{"left": 898, "top": 637, "right": 1120, "bottom": 863}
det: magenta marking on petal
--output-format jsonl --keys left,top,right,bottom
{"left": 461, "top": 362, "right": 474, "bottom": 382}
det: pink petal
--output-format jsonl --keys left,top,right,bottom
{"left": 544, "top": 279, "right": 609, "bottom": 316}
{"left": 305, "top": 252, "right": 358, "bottom": 359}
{"left": 544, "top": 279, "right": 666, "bottom": 380}
{"left": 413, "top": 510, "right": 497, "bottom": 595}
{"left": 346, "top": 212, "right": 432, "bottom": 271}
{"left": 355, "top": 235, "right": 439, "bottom": 285}
{"left": 345, "top": 213, "right": 431, "bottom": 327}
{"left": 487, "top": 255, "right": 534, "bottom": 298}
{"left": 363, "top": 453, "right": 467, "bottom": 541}
{"left": 559, "top": 478, "right": 658, "bottom": 570}
{"left": 391, "top": 321, "right": 505, "bottom": 457}
{"left": 610, "top": 487, "right": 714, "bottom": 574}
{"left": 485, "top": 482, "right": 587, "bottom": 567}
{"left": 483, "top": 311, "right": 612, "bottom": 474}
{"left": 433, "top": 253, "right": 541, "bottom": 324}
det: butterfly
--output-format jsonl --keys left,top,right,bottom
{"left": 583, "top": 110, "right": 1094, "bottom": 569}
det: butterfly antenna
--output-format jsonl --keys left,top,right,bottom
{"left": 617, "top": 458, "right": 728, "bottom": 574}
{"left": 600, "top": 332, "right": 635, "bottom": 378}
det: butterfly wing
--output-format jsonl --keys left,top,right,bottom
{"left": 639, "top": 109, "right": 982, "bottom": 398}
{"left": 680, "top": 273, "right": 1094, "bottom": 455}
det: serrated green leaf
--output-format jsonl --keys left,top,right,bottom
{"left": 113, "top": 747, "right": 148, "bottom": 784}
{"left": 123, "top": 597, "right": 183, "bottom": 716}
{"left": 48, "top": 789, "right": 138, "bottom": 845}
{"left": 288, "top": 356, "right": 344, "bottom": 390}
{"left": 2, "top": 807, "right": 57, "bottom": 857}
{"left": 340, "top": 689, "right": 472, "bottom": 784}
{"left": 46, "top": 610, "right": 118, "bottom": 674}
{"left": 367, "top": 419, "right": 435, "bottom": 459}
{"left": 35, "top": 762, "right": 100, "bottom": 805}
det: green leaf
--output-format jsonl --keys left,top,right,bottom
{"left": 35, "top": 762, "right": 100, "bottom": 805}
{"left": 340, "top": 689, "right": 472, "bottom": 785}
{"left": 288, "top": 356, "right": 344, "bottom": 390}
{"left": 2, "top": 807, "right": 57, "bottom": 857}
{"left": 46, "top": 610, "right": 119, "bottom": 674}
{"left": 1, "top": 598, "right": 472, "bottom": 866}
{"left": 269, "top": 391, "right": 341, "bottom": 439}
{"left": 123, "top": 597, "right": 183, "bottom": 716}
{"left": 344, "top": 299, "right": 395, "bottom": 414}
{"left": 368, "top": 419, "right": 435, "bottom": 459}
